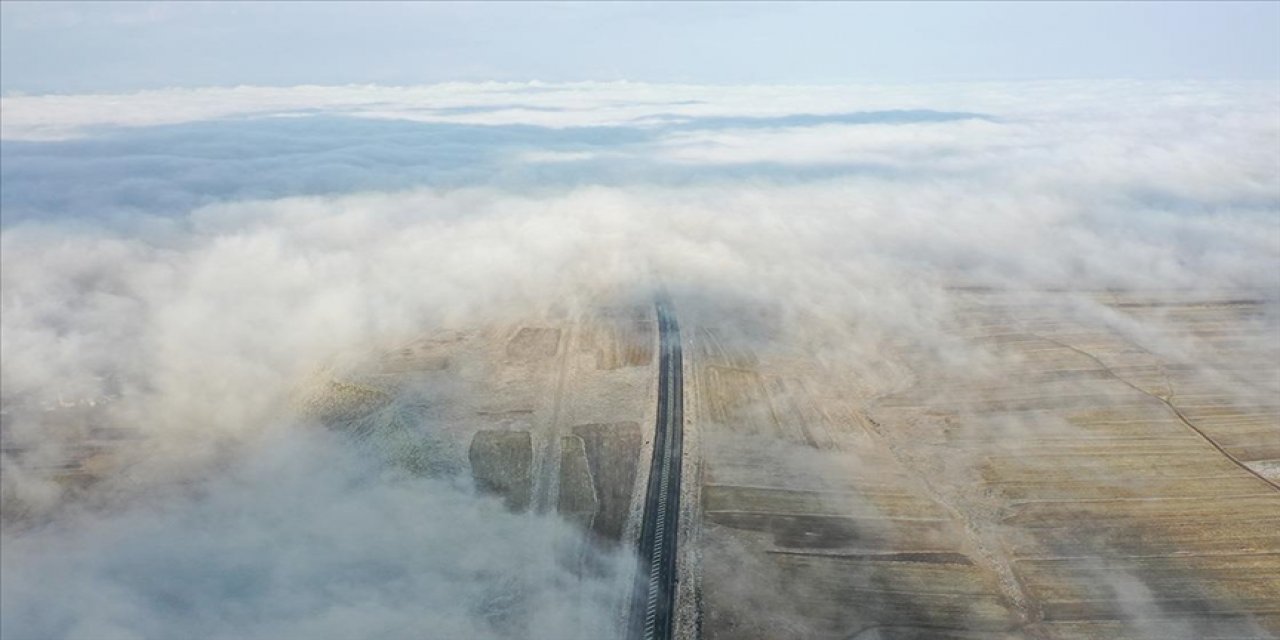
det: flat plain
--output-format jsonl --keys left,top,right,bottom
{"left": 5, "top": 289, "right": 1277, "bottom": 639}
{"left": 680, "top": 289, "right": 1279, "bottom": 639}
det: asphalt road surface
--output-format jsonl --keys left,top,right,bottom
{"left": 629, "top": 295, "right": 685, "bottom": 640}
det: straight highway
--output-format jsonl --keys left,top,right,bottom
{"left": 629, "top": 295, "right": 685, "bottom": 640}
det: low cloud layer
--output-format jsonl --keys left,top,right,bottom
{"left": 2, "top": 428, "right": 632, "bottom": 640}
{"left": 1, "top": 81, "right": 1277, "bottom": 639}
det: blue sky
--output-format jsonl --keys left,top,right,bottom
{"left": 2, "top": 1, "right": 1278, "bottom": 93}
{"left": 3, "top": 5, "right": 1279, "bottom": 640}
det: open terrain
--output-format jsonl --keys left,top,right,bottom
{"left": 678, "top": 289, "right": 1279, "bottom": 639}
{"left": 5, "top": 287, "right": 1278, "bottom": 640}
{"left": 4, "top": 286, "right": 1277, "bottom": 640}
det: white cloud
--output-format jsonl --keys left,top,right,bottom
{"left": 1, "top": 428, "right": 632, "bottom": 640}
{"left": 4, "top": 80, "right": 1273, "bottom": 140}
{"left": 1, "top": 81, "right": 1277, "bottom": 638}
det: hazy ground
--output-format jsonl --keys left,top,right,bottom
{"left": 679, "top": 288, "right": 1278, "bottom": 639}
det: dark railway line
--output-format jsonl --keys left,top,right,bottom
{"left": 629, "top": 296, "right": 685, "bottom": 640}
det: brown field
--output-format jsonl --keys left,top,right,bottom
{"left": 679, "top": 290, "right": 1279, "bottom": 640}
{"left": 6, "top": 290, "right": 1276, "bottom": 639}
